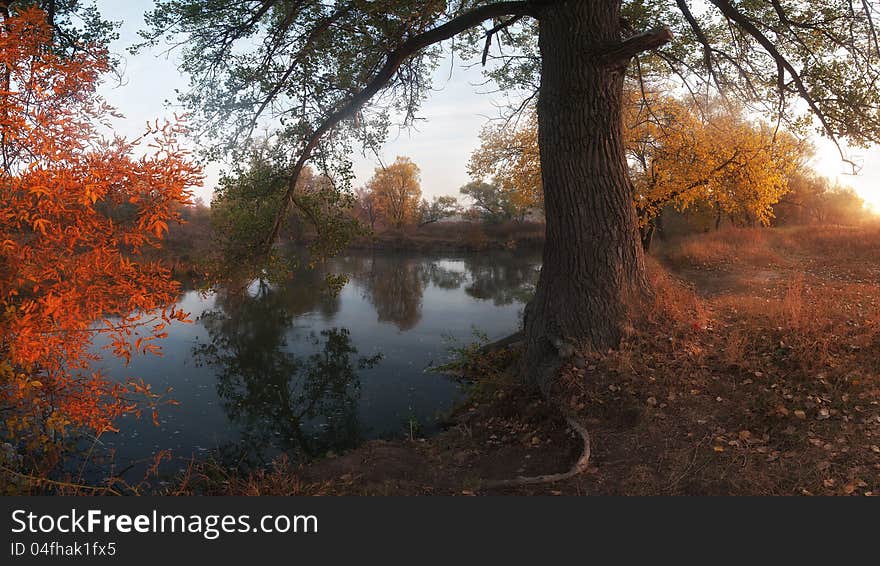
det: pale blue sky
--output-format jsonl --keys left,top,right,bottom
{"left": 95, "top": 1, "right": 880, "bottom": 209}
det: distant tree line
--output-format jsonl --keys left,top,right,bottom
{"left": 180, "top": 92, "right": 873, "bottom": 255}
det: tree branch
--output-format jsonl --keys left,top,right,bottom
{"left": 708, "top": 0, "right": 860, "bottom": 171}
{"left": 482, "top": 14, "right": 524, "bottom": 66}
{"left": 675, "top": 0, "right": 722, "bottom": 92}
{"left": 244, "top": 3, "right": 355, "bottom": 139}
{"left": 599, "top": 27, "right": 674, "bottom": 64}
{"left": 263, "top": 1, "right": 534, "bottom": 250}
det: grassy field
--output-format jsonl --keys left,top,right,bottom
{"left": 174, "top": 223, "right": 880, "bottom": 495}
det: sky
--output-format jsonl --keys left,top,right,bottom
{"left": 95, "top": 1, "right": 880, "bottom": 210}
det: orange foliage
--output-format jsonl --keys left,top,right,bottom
{"left": 0, "top": 8, "right": 201, "bottom": 444}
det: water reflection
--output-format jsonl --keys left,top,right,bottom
{"left": 193, "top": 275, "right": 379, "bottom": 466}
{"left": 346, "top": 254, "right": 470, "bottom": 330}
{"left": 462, "top": 254, "right": 538, "bottom": 306}
{"left": 97, "top": 250, "right": 540, "bottom": 471}
{"left": 356, "top": 256, "right": 427, "bottom": 330}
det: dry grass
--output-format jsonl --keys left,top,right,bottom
{"left": 552, "top": 223, "right": 880, "bottom": 495}
{"left": 642, "top": 257, "right": 709, "bottom": 329}
{"left": 664, "top": 227, "right": 783, "bottom": 268}
{"left": 169, "top": 455, "right": 334, "bottom": 496}
{"left": 776, "top": 223, "right": 880, "bottom": 259}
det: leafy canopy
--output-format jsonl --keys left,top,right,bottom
{"left": 139, "top": 0, "right": 880, "bottom": 249}
{"left": 418, "top": 195, "right": 462, "bottom": 226}
{"left": 459, "top": 180, "right": 521, "bottom": 222}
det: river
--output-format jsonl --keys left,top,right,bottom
{"left": 86, "top": 249, "right": 540, "bottom": 477}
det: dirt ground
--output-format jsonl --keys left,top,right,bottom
{"left": 190, "top": 225, "right": 880, "bottom": 496}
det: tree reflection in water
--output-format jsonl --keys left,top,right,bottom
{"left": 463, "top": 253, "right": 539, "bottom": 306}
{"left": 344, "top": 251, "right": 539, "bottom": 330}
{"left": 193, "top": 273, "right": 381, "bottom": 468}
{"left": 191, "top": 251, "right": 537, "bottom": 467}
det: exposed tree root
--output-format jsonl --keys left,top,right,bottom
{"left": 433, "top": 329, "right": 593, "bottom": 490}
{"left": 482, "top": 342, "right": 592, "bottom": 490}
{"left": 478, "top": 330, "right": 524, "bottom": 354}
{"left": 482, "top": 410, "right": 591, "bottom": 489}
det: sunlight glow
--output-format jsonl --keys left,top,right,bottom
{"left": 812, "top": 139, "right": 880, "bottom": 214}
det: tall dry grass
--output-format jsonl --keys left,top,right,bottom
{"left": 775, "top": 223, "right": 880, "bottom": 260}
{"left": 642, "top": 258, "right": 709, "bottom": 329}
{"left": 664, "top": 228, "right": 781, "bottom": 268}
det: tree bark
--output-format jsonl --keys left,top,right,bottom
{"left": 524, "top": 0, "right": 651, "bottom": 387}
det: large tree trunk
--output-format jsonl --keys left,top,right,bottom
{"left": 524, "top": 0, "right": 650, "bottom": 387}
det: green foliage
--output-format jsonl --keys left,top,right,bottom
{"left": 209, "top": 143, "right": 364, "bottom": 281}
{"left": 459, "top": 180, "right": 518, "bottom": 223}
{"left": 137, "top": 0, "right": 448, "bottom": 163}
{"left": 437, "top": 327, "right": 491, "bottom": 375}
{"left": 5, "top": 0, "right": 119, "bottom": 56}
{"left": 418, "top": 195, "right": 462, "bottom": 226}
{"left": 210, "top": 147, "right": 285, "bottom": 263}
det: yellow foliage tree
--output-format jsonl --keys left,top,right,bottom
{"left": 626, "top": 94, "right": 809, "bottom": 243}
{"left": 367, "top": 156, "right": 422, "bottom": 228}
{"left": 470, "top": 94, "right": 809, "bottom": 247}
{"left": 468, "top": 113, "right": 542, "bottom": 215}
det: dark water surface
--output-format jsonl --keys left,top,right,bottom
{"left": 88, "top": 249, "right": 540, "bottom": 474}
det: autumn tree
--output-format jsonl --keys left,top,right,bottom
{"left": 418, "top": 195, "right": 462, "bottom": 226}
{"left": 367, "top": 156, "right": 422, "bottom": 229}
{"left": 471, "top": 94, "right": 805, "bottom": 248}
{"left": 0, "top": 7, "right": 200, "bottom": 453}
{"left": 469, "top": 112, "right": 543, "bottom": 213}
{"left": 354, "top": 187, "right": 379, "bottom": 232}
{"left": 0, "top": 0, "right": 117, "bottom": 54}
{"left": 775, "top": 174, "right": 868, "bottom": 225}
{"left": 143, "top": 0, "right": 880, "bottom": 386}
{"left": 626, "top": 94, "right": 809, "bottom": 247}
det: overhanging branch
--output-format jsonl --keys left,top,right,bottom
{"left": 708, "top": 0, "right": 860, "bottom": 171}
{"left": 262, "top": 0, "right": 534, "bottom": 250}
{"left": 482, "top": 14, "right": 524, "bottom": 66}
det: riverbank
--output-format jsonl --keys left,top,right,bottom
{"left": 154, "top": 219, "right": 545, "bottom": 282}
{"left": 10, "top": 225, "right": 878, "bottom": 495}
{"left": 174, "top": 225, "right": 880, "bottom": 495}
{"left": 348, "top": 221, "right": 545, "bottom": 252}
